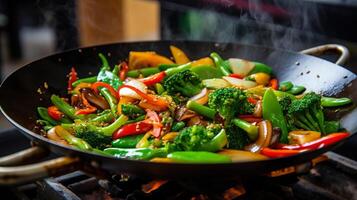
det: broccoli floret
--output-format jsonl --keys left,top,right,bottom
{"left": 239, "top": 100, "right": 255, "bottom": 115}
{"left": 73, "top": 115, "right": 128, "bottom": 149}
{"left": 208, "top": 88, "right": 249, "bottom": 124}
{"left": 287, "top": 92, "right": 326, "bottom": 134}
{"left": 76, "top": 129, "right": 111, "bottom": 150}
{"left": 279, "top": 96, "right": 293, "bottom": 115}
{"left": 163, "top": 70, "right": 203, "bottom": 97}
{"left": 170, "top": 125, "right": 227, "bottom": 152}
{"left": 225, "top": 125, "right": 250, "bottom": 149}
{"left": 121, "top": 104, "right": 145, "bottom": 118}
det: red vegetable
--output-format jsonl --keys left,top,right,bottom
{"left": 119, "top": 62, "right": 129, "bottom": 81}
{"left": 67, "top": 67, "right": 78, "bottom": 91}
{"left": 238, "top": 114, "right": 263, "bottom": 123}
{"left": 146, "top": 109, "right": 163, "bottom": 137}
{"left": 118, "top": 85, "right": 169, "bottom": 109}
{"left": 138, "top": 71, "right": 166, "bottom": 86}
{"left": 47, "top": 106, "right": 63, "bottom": 121}
{"left": 229, "top": 73, "right": 244, "bottom": 79}
{"left": 91, "top": 82, "right": 119, "bottom": 99}
{"left": 247, "top": 97, "right": 258, "bottom": 104}
{"left": 269, "top": 78, "right": 278, "bottom": 90}
{"left": 112, "top": 121, "right": 153, "bottom": 140}
{"left": 276, "top": 132, "right": 349, "bottom": 150}
{"left": 260, "top": 148, "right": 304, "bottom": 158}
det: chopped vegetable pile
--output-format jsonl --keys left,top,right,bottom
{"left": 37, "top": 45, "right": 353, "bottom": 163}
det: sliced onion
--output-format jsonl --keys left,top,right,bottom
{"left": 253, "top": 100, "right": 262, "bottom": 118}
{"left": 47, "top": 127, "right": 68, "bottom": 146}
{"left": 218, "top": 149, "right": 267, "bottom": 162}
{"left": 228, "top": 58, "right": 255, "bottom": 76}
{"left": 244, "top": 120, "right": 272, "bottom": 153}
{"left": 189, "top": 88, "right": 208, "bottom": 105}
{"left": 223, "top": 76, "right": 257, "bottom": 89}
{"left": 119, "top": 80, "right": 147, "bottom": 99}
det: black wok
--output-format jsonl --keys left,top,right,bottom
{"left": 0, "top": 41, "right": 356, "bottom": 185}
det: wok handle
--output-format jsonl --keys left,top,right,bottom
{"left": 0, "top": 146, "right": 79, "bottom": 185}
{"left": 300, "top": 44, "right": 350, "bottom": 65}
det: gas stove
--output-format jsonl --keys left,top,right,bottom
{"left": 0, "top": 129, "right": 356, "bottom": 200}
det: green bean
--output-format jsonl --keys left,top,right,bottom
{"left": 321, "top": 97, "right": 352, "bottom": 107}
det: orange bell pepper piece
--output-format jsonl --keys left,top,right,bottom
{"left": 170, "top": 45, "right": 190, "bottom": 64}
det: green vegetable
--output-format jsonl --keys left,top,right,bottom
{"left": 262, "top": 89, "right": 289, "bottom": 143}
{"left": 202, "top": 78, "right": 230, "bottom": 89}
{"left": 164, "top": 62, "right": 192, "bottom": 77}
{"left": 248, "top": 62, "right": 273, "bottom": 75}
{"left": 287, "top": 85, "right": 306, "bottom": 95}
{"left": 287, "top": 92, "right": 326, "bottom": 134}
{"left": 171, "top": 121, "right": 185, "bottom": 132}
{"left": 170, "top": 125, "right": 227, "bottom": 152}
{"left": 324, "top": 121, "right": 341, "bottom": 134}
{"left": 190, "top": 65, "right": 223, "bottom": 79}
{"left": 321, "top": 97, "right": 352, "bottom": 107}
{"left": 51, "top": 95, "right": 84, "bottom": 120}
{"left": 186, "top": 100, "right": 217, "bottom": 120}
{"left": 158, "top": 64, "right": 179, "bottom": 71}
{"left": 97, "top": 53, "right": 122, "bottom": 89}
{"left": 112, "top": 134, "right": 144, "bottom": 148}
{"left": 55, "top": 126, "right": 92, "bottom": 151}
{"left": 155, "top": 83, "right": 165, "bottom": 94}
{"left": 121, "top": 104, "right": 145, "bottom": 118}
{"left": 104, "top": 147, "right": 168, "bottom": 160}
{"left": 99, "top": 88, "right": 117, "bottom": 116}
{"left": 225, "top": 125, "right": 251, "bottom": 149}
{"left": 208, "top": 87, "right": 251, "bottom": 124}
{"left": 232, "top": 118, "right": 258, "bottom": 141}
{"left": 210, "top": 52, "right": 231, "bottom": 76}
{"left": 37, "top": 107, "right": 58, "bottom": 125}
{"left": 127, "top": 68, "right": 161, "bottom": 78}
{"left": 164, "top": 70, "right": 203, "bottom": 97}
{"left": 279, "top": 81, "right": 293, "bottom": 91}
{"left": 90, "top": 110, "right": 115, "bottom": 123}
{"left": 167, "top": 151, "right": 231, "bottom": 163}
{"left": 72, "top": 76, "right": 97, "bottom": 87}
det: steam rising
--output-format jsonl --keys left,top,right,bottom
{"left": 163, "top": 0, "right": 327, "bottom": 51}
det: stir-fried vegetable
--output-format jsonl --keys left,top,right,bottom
{"left": 37, "top": 46, "right": 352, "bottom": 163}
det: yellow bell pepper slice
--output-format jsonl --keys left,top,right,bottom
{"left": 191, "top": 57, "right": 214, "bottom": 67}
{"left": 129, "top": 51, "right": 174, "bottom": 69}
{"left": 169, "top": 45, "right": 190, "bottom": 64}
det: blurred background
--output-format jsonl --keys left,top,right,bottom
{"left": 1, "top": 0, "right": 357, "bottom": 129}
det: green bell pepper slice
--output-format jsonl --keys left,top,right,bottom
{"left": 167, "top": 151, "right": 232, "bottom": 163}
{"left": 249, "top": 62, "right": 273, "bottom": 75}
{"left": 112, "top": 134, "right": 144, "bottom": 148}
{"left": 262, "top": 88, "right": 289, "bottom": 143}
{"left": 279, "top": 81, "right": 293, "bottom": 92}
{"left": 286, "top": 85, "right": 306, "bottom": 95}
{"left": 190, "top": 65, "right": 223, "bottom": 79}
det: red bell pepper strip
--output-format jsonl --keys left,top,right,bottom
{"left": 138, "top": 71, "right": 166, "bottom": 86}
{"left": 276, "top": 132, "right": 349, "bottom": 150}
{"left": 146, "top": 109, "right": 163, "bottom": 137}
{"left": 229, "top": 73, "right": 244, "bottom": 79}
{"left": 112, "top": 121, "right": 153, "bottom": 140}
{"left": 261, "top": 147, "right": 305, "bottom": 158}
{"left": 75, "top": 93, "right": 97, "bottom": 115}
{"left": 119, "top": 62, "right": 129, "bottom": 81}
{"left": 67, "top": 67, "right": 78, "bottom": 91}
{"left": 238, "top": 114, "right": 263, "bottom": 123}
{"left": 247, "top": 97, "right": 258, "bottom": 104}
{"left": 269, "top": 78, "right": 278, "bottom": 90}
{"left": 47, "top": 106, "right": 63, "bottom": 121}
{"left": 91, "top": 82, "right": 119, "bottom": 99}
{"left": 118, "top": 85, "right": 169, "bottom": 109}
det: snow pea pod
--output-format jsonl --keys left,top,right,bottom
{"left": 167, "top": 151, "right": 232, "bottom": 163}
{"left": 100, "top": 88, "right": 118, "bottom": 116}
{"left": 51, "top": 95, "right": 85, "bottom": 120}
{"left": 190, "top": 65, "right": 223, "bottom": 79}
{"left": 279, "top": 81, "right": 293, "bottom": 92}
{"left": 112, "top": 134, "right": 144, "bottom": 148}
{"left": 103, "top": 147, "right": 168, "bottom": 160}
{"left": 287, "top": 85, "right": 306, "bottom": 95}
{"left": 248, "top": 62, "right": 273, "bottom": 75}
{"left": 262, "top": 89, "right": 289, "bottom": 143}
{"left": 37, "top": 107, "right": 58, "bottom": 125}
{"left": 321, "top": 97, "right": 352, "bottom": 107}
